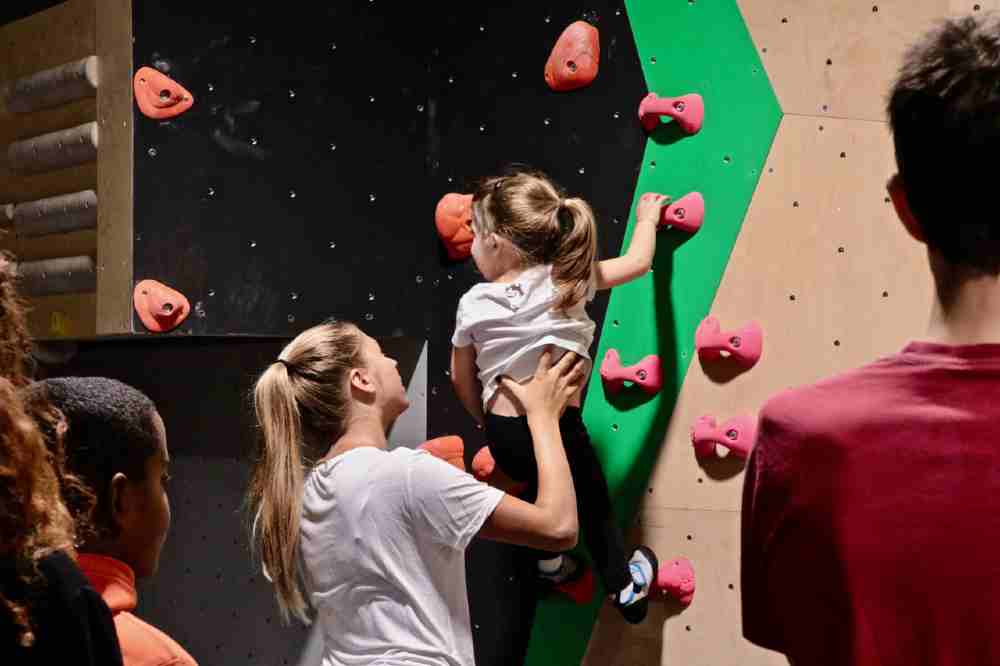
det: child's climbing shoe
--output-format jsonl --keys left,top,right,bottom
{"left": 614, "top": 546, "right": 659, "bottom": 624}
{"left": 538, "top": 554, "right": 595, "bottom": 605}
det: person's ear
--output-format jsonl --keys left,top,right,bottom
{"left": 887, "top": 174, "right": 926, "bottom": 244}
{"left": 108, "top": 472, "right": 136, "bottom": 532}
{"left": 349, "top": 366, "right": 376, "bottom": 396}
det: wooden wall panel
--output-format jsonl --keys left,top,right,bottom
{"left": 585, "top": 3, "right": 957, "bottom": 663}
{"left": 95, "top": 0, "right": 133, "bottom": 335}
{"left": 739, "top": 1, "right": 998, "bottom": 121}
{"left": 0, "top": 0, "right": 100, "bottom": 338}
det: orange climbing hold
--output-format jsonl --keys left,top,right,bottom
{"left": 435, "top": 193, "right": 474, "bottom": 261}
{"left": 133, "top": 66, "right": 194, "bottom": 120}
{"left": 544, "top": 21, "right": 600, "bottom": 92}
{"left": 419, "top": 435, "right": 466, "bottom": 471}
{"left": 133, "top": 279, "right": 190, "bottom": 333}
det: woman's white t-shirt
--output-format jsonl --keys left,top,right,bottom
{"left": 299, "top": 446, "right": 504, "bottom": 666}
{"left": 451, "top": 264, "right": 596, "bottom": 408}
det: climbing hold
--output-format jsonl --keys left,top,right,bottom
{"left": 600, "top": 348, "right": 663, "bottom": 395}
{"left": 638, "top": 93, "right": 704, "bottom": 134}
{"left": 554, "top": 564, "right": 595, "bottom": 605}
{"left": 133, "top": 279, "right": 191, "bottom": 333}
{"left": 656, "top": 557, "right": 695, "bottom": 606}
{"left": 419, "top": 435, "right": 466, "bottom": 472}
{"left": 544, "top": 20, "right": 600, "bottom": 92}
{"left": 658, "top": 192, "right": 705, "bottom": 234}
{"left": 691, "top": 415, "right": 757, "bottom": 460}
{"left": 695, "top": 316, "right": 763, "bottom": 369}
{"left": 471, "top": 445, "right": 497, "bottom": 480}
{"left": 435, "top": 193, "right": 474, "bottom": 261}
{"left": 133, "top": 66, "right": 193, "bottom": 120}
{"left": 472, "top": 445, "right": 528, "bottom": 496}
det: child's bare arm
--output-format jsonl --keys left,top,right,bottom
{"left": 594, "top": 193, "right": 668, "bottom": 290}
{"left": 451, "top": 344, "right": 485, "bottom": 425}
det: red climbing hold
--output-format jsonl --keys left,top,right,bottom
{"left": 638, "top": 93, "right": 704, "bottom": 134}
{"left": 600, "top": 348, "right": 663, "bottom": 395}
{"left": 133, "top": 279, "right": 190, "bottom": 333}
{"left": 435, "top": 193, "right": 474, "bottom": 261}
{"left": 471, "top": 445, "right": 497, "bottom": 480}
{"left": 472, "top": 445, "right": 528, "bottom": 496}
{"left": 419, "top": 435, "right": 466, "bottom": 472}
{"left": 133, "top": 66, "right": 194, "bottom": 120}
{"left": 555, "top": 565, "right": 595, "bottom": 605}
{"left": 660, "top": 192, "right": 705, "bottom": 235}
{"left": 695, "top": 316, "right": 763, "bottom": 369}
{"left": 691, "top": 414, "right": 757, "bottom": 461}
{"left": 656, "top": 557, "right": 696, "bottom": 606}
{"left": 544, "top": 21, "right": 600, "bottom": 92}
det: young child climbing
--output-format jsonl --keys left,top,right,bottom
{"left": 450, "top": 169, "right": 666, "bottom": 622}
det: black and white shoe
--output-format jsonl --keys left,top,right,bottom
{"left": 614, "top": 546, "right": 659, "bottom": 624}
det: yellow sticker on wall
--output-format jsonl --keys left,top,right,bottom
{"left": 49, "top": 311, "right": 70, "bottom": 337}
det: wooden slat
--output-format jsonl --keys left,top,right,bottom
{"left": 95, "top": 0, "right": 133, "bottom": 335}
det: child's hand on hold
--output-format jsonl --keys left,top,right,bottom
{"left": 636, "top": 193, "right": 670, "bottom": 227}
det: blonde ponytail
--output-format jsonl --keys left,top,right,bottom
{"left": 550, "top": 197, "right": 597, "bottom": 311}
{"left": 471, "top": 169, "right": 598, "bottom": 311}
{"left": 246, "top": 320, "right": 365, "bottom": 625}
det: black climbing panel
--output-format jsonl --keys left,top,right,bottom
{"left": 131, "top": 2, "right": 647, "bottom": 664}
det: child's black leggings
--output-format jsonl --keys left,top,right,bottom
{"left": 484, "top": 407, "right": 631, "bottom": 593}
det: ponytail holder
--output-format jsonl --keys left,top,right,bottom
{"left": 277, "top": 358, "right": 294, "bottom": 373}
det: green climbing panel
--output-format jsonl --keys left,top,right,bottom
{"left": 524, "top": 1, "right": 781, "bottom": 664}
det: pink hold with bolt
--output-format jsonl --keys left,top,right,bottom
{"left": 656, "top": 557, "right": 696, "bottom": 606}
{"left": 691, "top": 415, "right": 757, "bottom": 460}
{"left": 695, "top": 316, "right": 763, "bottom": 369}
{"left": 638, "top": 92, "right": 704, "bottom": 134}
{"left": 600, "top": 348, "right": 663, "bottom": 395}
{"left": 660, "top": 192, "right": 705, "bottom": 234}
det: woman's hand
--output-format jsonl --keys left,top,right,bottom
{"left": 498, "top": 347, "right": 586, "bottom": 420}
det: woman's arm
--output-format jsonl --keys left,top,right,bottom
{"left": 594, "top": 192, "right": 667, "bottom": 290}
{"left": 450, "top": 345, "right": 485, "bottom": 426}
{"left": 477, "top": 349, "right": 584, "bottom": 552}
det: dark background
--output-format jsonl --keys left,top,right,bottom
{"left": 11, "top": 1, "right": 649, "bottom": 664}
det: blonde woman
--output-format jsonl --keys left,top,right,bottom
{"left": 247, "top": 320, "right": 583, "bottom": 666}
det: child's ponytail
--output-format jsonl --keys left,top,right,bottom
{"left": 471, "top": 169, "right": 598, "bottom": 311}
{"left": 550, "top": 197, "right": 598, "bottom": 311}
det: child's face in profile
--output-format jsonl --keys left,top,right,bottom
{"left": 117, "top": 410, "right": 172, "bottom": 579}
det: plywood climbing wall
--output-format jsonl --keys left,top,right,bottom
{"left": 582, "top": 2, "right": 977, "bottom": 664}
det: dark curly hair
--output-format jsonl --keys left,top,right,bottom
{"left": 0, "top": 378, "right": 76, "bottom": 648}
{"left": 0, "top": 252, "right": 33, "bottom": 385}
{"left": 888, "top": 13, "right": 1000, "bottom": 273}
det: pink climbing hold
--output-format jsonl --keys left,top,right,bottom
{"left": 656, "top": 557, "right": 696, "bottom": 606}
{"left": 600, "top": 348, "right": 663, "bottom": 395}
{"left": 691, "top": 414, "right": 757, "bottom": 460}
{"left": 659, "top": 192, "right": 705, "bottom": 234}
{"left": 695, "top": 316, "right": 763, "bottom": 369}
{"left": 638, "top": 92, "right": 704, "bottom": 134}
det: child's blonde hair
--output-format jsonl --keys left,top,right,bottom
{"left": 472, "top": 169, "right": 597, "bottom": 310}
{"left": 246, "top": 320, "right": 365, "bottom": 624}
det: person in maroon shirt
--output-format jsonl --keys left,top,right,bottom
{"left": 742, "top": 14, "right": 1000, "bottom": 666}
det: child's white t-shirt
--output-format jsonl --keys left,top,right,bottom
{"left": 452, "top": 264, "right": 596, "bottom": 408}
{"left": 299, "top": 446, "right": 504, "bottom": 666}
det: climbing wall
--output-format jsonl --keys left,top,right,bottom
{"left": 583, "top": 2, "right": 981, "bottom": 664}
